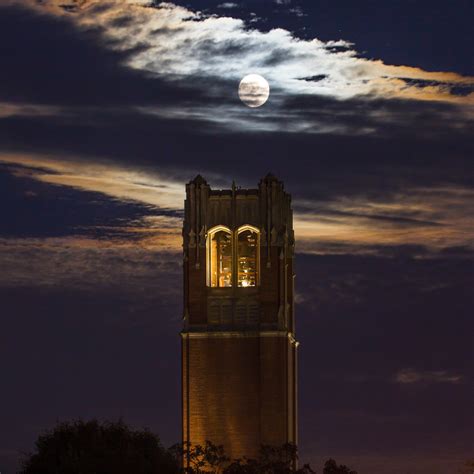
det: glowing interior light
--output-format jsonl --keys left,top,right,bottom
{"left": 208, "top": 228, "right": 232, "bottom": 287}
{"left": 238, "top": 228, "right": 258, "bottom": 287}
{"left": 207, "top": 225, "right": 259, "bottom": 288}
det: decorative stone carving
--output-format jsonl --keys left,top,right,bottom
{"left": 271, "top": 226, "right": 278, "bottom": 245}
{"left": 188, "top": 229, "right": 196, "bottom": 248}
{"left": 199, "top": 226, "right": 206, "bottom": 247}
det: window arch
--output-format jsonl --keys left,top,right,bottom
{"left": 207, "top": 226, "right": 233, "bottom": 287}
{"left": 237, "top": 225, "right": 259, "bottom": 287}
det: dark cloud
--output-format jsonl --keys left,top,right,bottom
{"left": 394, "top": 77, "right": 474, "bottom": 96}
{"left": 294, "top": 206, "right": 443, "bottom": 228}
{"left": 0, "top": 4, "right": 209, "bottom": 108}
{"left": 109, "top": 14, "right": 136, "bottom": 29}
{"left": 2, "top": 107, "right": 472, "bottom": 208}
{"left": 281, "top": 92, "right": 474, "bottom": 138}
{"left": 261, "top": 46, "right": 302, "bottom": 66}
{"left": 299, "top": 74, "right": 328, "bottom": 82}
{"left": 0, "top": 163, "right": 179, "bottom": 239}
{"left": 298, "top": 242, "right": 474, "bottom": 260}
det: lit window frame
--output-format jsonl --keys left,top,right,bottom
{"left": 237, "top": 225, "right": 260, "bottom": 288}
{"left": 206, "top": 225, "right": 233, "bottom": 288}
{"left": 206, "top": 225, "right": 260, "bottom": 288}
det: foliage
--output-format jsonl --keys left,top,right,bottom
{"left": 457, "top": 459, "right": 474, "bottom": 473}
{"left": 323, "top": 458, "right": 358, "bottom": 474}
{"left": 170, "top": 440, "right": 229, "bottom": 473}
{"left": 224, "top": 443, "right": 314, "bottom": 474}
{"left": 19, "top": 419, "right": 179, "bottom": 474}
{"left": 19, "top": 419, "right": 358, "bottom": 474}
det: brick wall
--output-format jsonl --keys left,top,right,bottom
{"left": 182, "top": 333, "right": 297, "bottom": 462}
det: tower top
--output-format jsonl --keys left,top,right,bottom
{"left": 189, "top": 174, "right": 208, "bottom": 186}
{"left": 182, "top": 175, "right": 295, "bottom": 332}
{"left": 260, "top": 172, "right": 281, "bottom": 184}
{"left": 188, "top": 173, "right": 284, "bottom": 193}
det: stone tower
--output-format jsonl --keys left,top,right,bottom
{"left": 181, "top": 174, "right": 298, "bottom": 465}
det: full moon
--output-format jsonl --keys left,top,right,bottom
{"left": 238, "top": 74, "right": 270, "bottom": 108}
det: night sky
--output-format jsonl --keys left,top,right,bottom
{"left": 1, "top": 1, "right": 473, "bottom": 473}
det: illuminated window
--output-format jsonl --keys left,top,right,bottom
{"left": 208, "top": 227, "right": 233, "bottom": 287}
{"left": 237, "top": 226, "right": 259, "bottom": 287}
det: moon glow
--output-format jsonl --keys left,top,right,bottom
{"left": 238, "top": 74, "right": 270, "bottom": 108}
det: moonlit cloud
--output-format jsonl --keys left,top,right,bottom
{"left": 217, "top": 2, "right": 239, "bottom": 8}
{"left": 8, "top": 1, "right": 474, "bottom": 119}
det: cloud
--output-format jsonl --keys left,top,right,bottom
{"left": 0, "top": 103, "right": 61, "bottom": 118}
{"left": 0, "top": 153, "right": 185, "bottom": 209}
{"left": 2, "top": 152, "right": 473, "bottom": 257}
{"left": 0, "top": 157, "right": 183, "bottom": 289}
{"left": 217, "top": 2, "right": 239, "bottom": 8}
{"left": 289, "top": 6, "right": 306, "bottom": 17}
{"left": 0, "top": 158, "right": 183, "bottom": 291}
{"left": 294, "top": 184, "right": 474, "bottom": 255}
{"left": 0, "top": 236, "right": 181, "bottom": 290}
{"left": 93, "top": 2, "right": 474, "bottom": 102}
{"left": 394, "top": 368, "right": 464, "bottom": 385}
{"left": 3, "top": 0, "right": 472, "bottom": 135}
{"left": 0, "top": 3, "right": 471, "bottom": 260}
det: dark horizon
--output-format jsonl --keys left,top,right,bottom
{"left": 1, "top": 1, "right": 473, "bottom": 473}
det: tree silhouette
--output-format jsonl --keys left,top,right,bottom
{"left": 323, "top": 458, "right": 358, "bottom": 474}
{"left": 170, "top": 440, "right": 229, "bottom": 473}
{"left": 224, "top": 443, "right": 314, "bottom": 474}
{"left": 19, "top": 419, "right": 179, "bottom": 474}
{"left": 19, "top": 419, "right": 359, "bottom": 474}
{"left": 457, "top": 459, "right": 474, "bottom": 473}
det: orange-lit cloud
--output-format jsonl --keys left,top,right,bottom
{"left": 294, "top": 185, "right": 474, "bottom": 255}
{"left": 0, "top": 102, "right": 61, "bottom": 118}
{"left": 2, "top": 153, "right": 473, "bottom": 257}
{"left": 0, "top": 153, "right": 185, "bottom": 209}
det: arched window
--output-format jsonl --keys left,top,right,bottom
{"left": 207, "top": 226, "right": 232, "bottom": 287}
{"left": 237, "top": 226, "right": 259, "bottom": 287}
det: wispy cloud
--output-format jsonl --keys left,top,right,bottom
{"left": 394, "top": 368, "right": 464, "bottom": 385}
{"left": 0, "top": 236, "right": 181, "bottom": 290}
{"left": 294, "top": 186, "right": 474, "bottom": 255}
{"left": 2, "top": 153, "right": 473, "bottom": 257}
{"left": 0, "top": 102, "right": 61, "bottom": 118}
{"left": 0, "top": 153, "right": 185, "bottom": 209}
{"left": 217, "top": 2, "right": 239, "bottom": 8}
{"left": 0, "top": 154, "right": 183, "bottom": 291}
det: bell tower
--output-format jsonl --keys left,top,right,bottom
{"left": 181, "top": 174, "right": 298, "bottom": 464}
